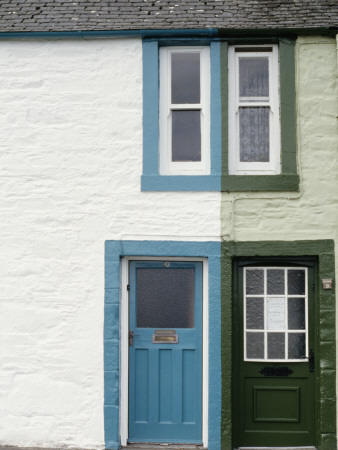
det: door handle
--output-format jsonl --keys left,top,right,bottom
{"left": 129, "top": 331, "right": 140, "bottom": 346}
{"left": 309, "top": 348, "right": 314, "bottom": 373}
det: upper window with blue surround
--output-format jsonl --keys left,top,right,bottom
{"left": 160, "top": 46, "right": 210, "bottom": 176}
{"left": 141, "top": 39, "right": 222, "bottom": 191}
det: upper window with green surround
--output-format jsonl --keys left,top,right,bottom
{"left": 222, "top": 38, "right": 299, "bottom": 191}
{"left": 142, "top": 37, "right": 299, "bottom": 192}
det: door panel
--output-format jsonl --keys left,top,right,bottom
{"left": 128, "top": 261, "right": 202, "bottom": 443}
{"left": 233, "top": 261, "right": 316, "bottom": 448}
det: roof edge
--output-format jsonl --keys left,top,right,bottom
{"left": 0, "top": 26, "right": 336, "bottom": 40}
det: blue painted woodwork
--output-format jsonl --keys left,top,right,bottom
{"left": 0, "top": 29, "right": 218, "bottom": 39}
{"left": 128, "top": 261, "right": 203, "bottom": 443}
{"left": 104, "top": 240, "right": 221, "bottom": 450}
{"left": 141, "top": 40, "right": 222, "bottom": 191}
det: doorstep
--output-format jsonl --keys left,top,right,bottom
{"left": 122, "top": 445, "right": 204, "bottom": 450}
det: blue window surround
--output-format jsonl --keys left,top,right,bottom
{"left": 141, "top": 39, "right": 222, "bottom": 191}
{"left": 104, "top": 240, "right": 221, "bottom": 450}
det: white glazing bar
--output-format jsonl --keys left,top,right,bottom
{"left": 244, "top": 266, "right": 309, "bottom": 362}
{"left": 170, "top": 103, "right": 202, "bottom": 109}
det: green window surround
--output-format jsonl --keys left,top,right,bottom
{"left": 221, "top": 38, "right": 299, "bottom": 191}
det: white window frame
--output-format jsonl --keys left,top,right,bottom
{"left": 244, "top": 267, "right": 308, "bottom": 362}
{"left": 159, "top": 46, "right": 210, "bottom": 175}
{"left": 228, "top": 45, "right": 281, "bottom": 175}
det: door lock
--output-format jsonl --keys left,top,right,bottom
{"left": 129, "top": 331, "right": 140, "bottom": 346}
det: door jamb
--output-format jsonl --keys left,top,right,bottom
{"left": 120, "top": 256, "right": 209, "bottom": 447}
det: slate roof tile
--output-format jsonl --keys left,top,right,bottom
{"left": 0, "top": 0, "right": 336, "bottom": 32}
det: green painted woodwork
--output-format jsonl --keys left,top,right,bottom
{"left": 221, "top": 240, "right": 336, "bottom": 450}
{"left": 221, "top": 38, "right": 299, "bottom": 192}
{"left": 234, "top": 260, "right": 316, "bottom": 447}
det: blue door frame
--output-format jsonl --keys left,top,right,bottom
{"left": 104, "top": 240, "right": 221, "bottom": 450}
{"left": 128, "top": 260, "right": 203, "bottom": 443}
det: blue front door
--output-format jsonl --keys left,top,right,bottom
{"left": 128, "top": 260, "right": 203, "bottom": 443}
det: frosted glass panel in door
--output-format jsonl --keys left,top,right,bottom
{"left": 136, "top": 268, "right": 195, "bottom": 328}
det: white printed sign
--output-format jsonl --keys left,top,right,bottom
{"left": 267, "top": 297, "right": 285, "bottom": 330}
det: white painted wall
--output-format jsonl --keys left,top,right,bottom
{"left": 0, "top": 38, "right": 221, "bottom": 448}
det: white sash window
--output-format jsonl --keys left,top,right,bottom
{"left": 159, "top": 47, "right": 210, "bottom": 175}
{"left": 229, "top": 45, "right": 280, "bottom": 175}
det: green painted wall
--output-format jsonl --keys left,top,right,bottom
{"left": 221, "top": 36, "right": 337, "bottom": 244}
{"left": 221, "top": 36, "right": 337, "bottom": 449}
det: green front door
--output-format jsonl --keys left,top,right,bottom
{"left": 233, "top": 261, "right": 317, "bottom": 448}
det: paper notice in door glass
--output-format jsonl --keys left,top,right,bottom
{"left": 267, "top": 297, "right": 285, "bottom": 330}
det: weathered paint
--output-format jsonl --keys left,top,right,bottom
{"left": 220, "top": 36, "right": 338, "bottom": 449}
{"left": 0, "top": 38, "right": 220, "bottom": 448}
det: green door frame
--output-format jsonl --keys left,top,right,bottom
{"left": 221, "top": 240, "right": 336, "bottom": 450}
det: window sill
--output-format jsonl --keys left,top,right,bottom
{"left": 141, "top": 174, "right": 221, "bottom": 192}
{"left": 221, "top": 174, "right": 299, "bottom": 191}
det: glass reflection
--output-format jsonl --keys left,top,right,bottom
{"left": 246, "top": 297, "right": 264, "bottom": 329}
{"left": 172, "top": 110, "right": 201, "bottom": 162}
{"left": 246, "top": 269, "right": 264, "bottom": 295}
{"left": 171, "top": 52, "right": 200, "bottom": 104}
{"left": 247, "top": 332, "right": 264, "bottom": 359}
{"left": 268, "top": 332, "right": 285, "bottom": 359}
{"left": 288, "top": 333, "right": 306, "bottom": 359}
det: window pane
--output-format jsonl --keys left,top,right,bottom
{"left": 288, "top": 298, "right": 305, "bottom": 330}
{"left": 288, "top": 333, "right": 306, "bottom": 359}
{"left": 171, "top": 52, "right": 200, "bottom": 104}
{"left": 268, "top": 332, "right": 285, "bottom": 359}
{"left": 246, "top": 332, "right": 264, "bottom": 359}
{"left": 288, "top": 270, "right": 305, "bottom": 295}
{"left": 246, "top": 269, "right": 264, "bottom": 295}
{"left": 267, "top": 297, "right": 285, "bottom": 330}
{"left": 136, "top": 268, "right": 195, "bottom": 328}
{"left": 267, "top": 269, "right": 285, "bottom": 295}
{"left": 246, "top": 297, "right": 264, "bottom": 329}
{"left": 239, "top": 56, "right": 269, "bottom": 98}
{"left": 172, "top": 110, "right": 201, "bottom": 162}
{"left": 239, "top": 107, "right": 270, "bottom": 162}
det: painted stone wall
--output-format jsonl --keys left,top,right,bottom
{"left": 0, "top": 38, "right": 220, "bottom": 448}
{"left": 0, "top": 34, "right": 336, "bottom": 449}
{"left": 221, "top": 36, "right": 337, "bottom": 245}
{"left": 221, "top": 35, "right": 338, "bottom": 437}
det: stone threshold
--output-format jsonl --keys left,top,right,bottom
{"left": 122, "top": 445, "right": 205, "bottom": 450}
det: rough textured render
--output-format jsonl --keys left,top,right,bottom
{"left": 0, "top": 37, "right": 220, "bottom": 448}
{"left": 0, "top": 0, "right": 337, "bottom": 32}
{"left": 221, "top": 36, "right": 338, "bottom": 248}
